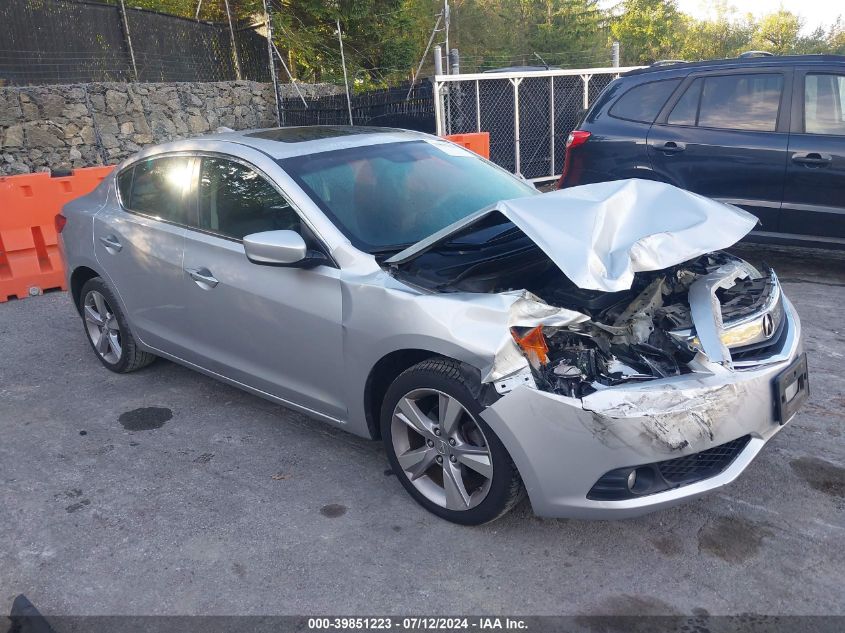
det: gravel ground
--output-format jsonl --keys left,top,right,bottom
{"left": 1, "top": 243, "right": 843, "bottom": 617}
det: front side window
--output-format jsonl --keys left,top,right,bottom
{"left": 198, "top": 158, "right": 300, "bottom": 240}
{"left": 804, "top": 73, "right": 845, "bottom": 136}
{"left": 122, "top": 156, "right": 192, "bottom": 223}
{"left": 279, "top": 140, "right": 537, "bottom": 252}
{"left": 667, "top": 73, "right": 783, "bottom": 132}
{"left": 609, "top": 79, "right": 681, "bottom": 123}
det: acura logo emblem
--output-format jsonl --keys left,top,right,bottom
{"left": 762, "top": 313, "right": 775, "bottom": 339}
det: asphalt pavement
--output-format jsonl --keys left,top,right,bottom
{"left": 1, "top": 243, "right": 843, "bottom": 616}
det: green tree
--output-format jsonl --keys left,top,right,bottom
{"left": 609, "top": 0, "right": 683, "bottom": 65}
{"left": 678, "top": 2, "right": 754, "bottom": 61}
{"left": 753, "top": 9, "right": 802, "bottom": 54}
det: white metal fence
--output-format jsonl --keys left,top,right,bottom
{"left": 434, "top": 67, "right": 642, "bottom": 181}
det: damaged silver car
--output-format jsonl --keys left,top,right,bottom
{"left": 58, "top": 127, "right": 809, "bottom": 524}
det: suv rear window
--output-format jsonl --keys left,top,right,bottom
{"left": 609, "top": 79, "right": 681, "bottom": 123}
{"left": 667, "top": 73, "right": 783, "bottom": 131}
{"left": 805, "top": 73, "right": 845, "bottom": 136}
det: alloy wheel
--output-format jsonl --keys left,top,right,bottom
{"left": 391, "top": 388, "right": 494, "bottom": 511}
{"left": 83, "top": 290, "right": 122, "bottom": 364}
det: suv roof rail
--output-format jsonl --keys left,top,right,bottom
{"left": 738, "top": 50, "right": 774, "bottom": 58}
{"left": 650, "top": 59, "right": 687, "bottom": 67}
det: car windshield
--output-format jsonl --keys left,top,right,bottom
{"left": 278, "top": 139, "right": 537, "bottom": 253}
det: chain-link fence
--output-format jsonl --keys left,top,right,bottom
{"left": 0, "top": 0, "right": 269, "bottom": 85}
{"left": 280, "top": 82, "right": 435, "bottom": 132}
{"left": 435, "top": 67, "right": 641, "bottom": 180}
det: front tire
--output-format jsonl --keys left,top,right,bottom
{"left": 381, "top": 358, "right": 524, "bottom": 525}
{"left": 78, "top": 277, "right": 155, "bottom": 373}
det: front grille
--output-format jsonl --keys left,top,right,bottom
{"left": 587, "top": 435, "right": 751, "bottom": 501}
{"left": 655, "top": 435, "right": 751, "bottom": 485}
{"left": 731, "top": 313, "right": 787, "bottom": 361}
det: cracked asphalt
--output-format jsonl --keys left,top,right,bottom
{"left": 1, "top": 243, "right": 843, "bottom": 616}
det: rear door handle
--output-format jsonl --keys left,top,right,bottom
{"left": 99, "top": 235, "right": 122, "bottom": 252}
{"left": 792, "top": 152, "right": 832, "bottom": 166}
{"left": 185, "top": 267, "right": 219, "bottom": 288}
{"left": 656, "top": 141, "right": 686, "bottom": 154}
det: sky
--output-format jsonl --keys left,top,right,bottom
{"left": 673, "top": 0, "right": 839, "bottom": 34}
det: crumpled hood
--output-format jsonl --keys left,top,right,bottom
{"left": 386, "top": 179, "right": 759, "bottom": 292}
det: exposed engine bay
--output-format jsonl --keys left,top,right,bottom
{"left": 511, "top": 251, "right": 770, "bottom": 398}
{"left": 385, "top": 180, "right": 780, "bottom": 398}
{"left": 390, "top": 219, "right": 779, "bottom": 398}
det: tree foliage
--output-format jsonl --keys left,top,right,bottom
{"left": 100, "top": 0, "right": 845, "bottom": 85}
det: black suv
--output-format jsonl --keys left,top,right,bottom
{"left": 557, "top": 55, "right": 845, "bottom": 248}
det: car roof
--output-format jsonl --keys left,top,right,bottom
{"left": 198, "top": 125, "right": 433, "bottom": 159}
{"left": 623, "top": 54, "right": 845, "bottom": 79}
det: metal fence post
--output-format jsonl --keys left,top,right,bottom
{"left": 510, "top": 77, "right": 523, "bottom": 176}
{"left": 434, "top": 79, "right": 444, "bottom": 136}
{"left": 262, "top": 0, "right": 281, "bottom": 126}
{"left": 475, "top": 79, "right": 481, "bottom": 132}
{"left": 223, "top": 0, "right": 242, "bottom": 80}
{"left": 118, "top": 0, "right": 138, "bottom": 81}
{"left": 549, "top": 75, "right": 555, "bottom": 176}
{"left": 612, "top": 41, "right": 620, "bottom": 68}
{"left": 449, "top": 48, "right": 459, "bottom": 75}
{"left": 580, "top": 74, "right": 592, "bottom": 110}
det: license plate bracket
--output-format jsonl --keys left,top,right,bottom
{"left": 773, "top": 353, "right": 809, "bottom": 424}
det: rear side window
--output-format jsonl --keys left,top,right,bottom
{"left": 117, "top": 168, "right": 133, "bottom": 206}
{"left": 667, "top": 79, "right": 702, "bottom": 126}
{"left": 609, "top": 79, "right": 681, "bottom": 123}
{"left": 804, "top": 73, "right": 845, "bottom": 135}
{"left": 668, "top": 73, "right": 783, "bottom": 131}
{"left": 197, "top": 158, "right": 300, "bottom": 241}
{"left": 121, "top": 156, "right": 192, "bottom": 223}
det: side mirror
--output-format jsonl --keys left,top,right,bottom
{"left": 243, "top": 230, "right": 308, "bottom": 266}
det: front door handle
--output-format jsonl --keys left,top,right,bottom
{"left": 656, "top": 141, "right": 686, "bottom": 154}
{"left": 792, "top": 152, "right": 832, "bottom": 166}
{"left": 185, "top": 267, "right": 219, "bottom": 288}
{"left": 99, "top": 235, "right": 122, "bottom": 252}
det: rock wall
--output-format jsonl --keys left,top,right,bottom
{"left": 0, "top": 81, "right": 341, "bottom": 175}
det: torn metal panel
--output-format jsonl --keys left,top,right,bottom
{"left": 687, "top": 262, "right": 748, "bottom": 365}
{"left": 339, "top": 275, "right": 589, "bottom": 397}
{"left": 387, "top": 179, "right": 759, "bottom": 292}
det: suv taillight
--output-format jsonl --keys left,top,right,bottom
{"left": 565, "top": 130, "right": 591, "bottom": 149}
{"left": 557, "top": 131, "right": 592, "bottom": 189}
{"left": 55, "top": 213, "right": 67, "bottom": 233}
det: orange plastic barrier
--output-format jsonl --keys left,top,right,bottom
{"left": 0, "top": 166, "right": 114, "bottom": 302}
{"left": 443, "top": 132, "right": 490, "bottom": 159}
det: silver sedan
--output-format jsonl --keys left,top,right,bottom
{"left": 58, "top": 127, "right": 808, "bottom": 524}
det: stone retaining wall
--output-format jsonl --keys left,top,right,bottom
{"left": 0, "top": 81, "right": 340, "bottom": 175}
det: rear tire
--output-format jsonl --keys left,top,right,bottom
{"left": 78, "top": 277, "right": 155, "bottom": 373}
{"left": 381, "top": 358, "right": 524, "bottom": 525}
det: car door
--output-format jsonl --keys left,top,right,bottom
{"left": 781, "top": 67, "right": 845, "bottom": 241}
{"left": 178, "top": 154, "right": 346, "bottom": 420}
{"left": 93, "top": 155, "right": 190, "bottom": 350}
{"left": 647, "top": 69, "right": 791, "bottom": 232}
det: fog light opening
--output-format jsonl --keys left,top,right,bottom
{"left": 628, "top": 467, "right": 656, "bottom": 495}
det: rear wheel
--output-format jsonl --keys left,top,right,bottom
{"left": 381, "top": 358, "right": 524, "bottom": 525}
{"left": 79, "top": 277, "right": 155, "bottom": 373}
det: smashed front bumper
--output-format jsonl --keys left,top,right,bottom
{"left": 480, "top": 298, "right": 805, "bottom": 519}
